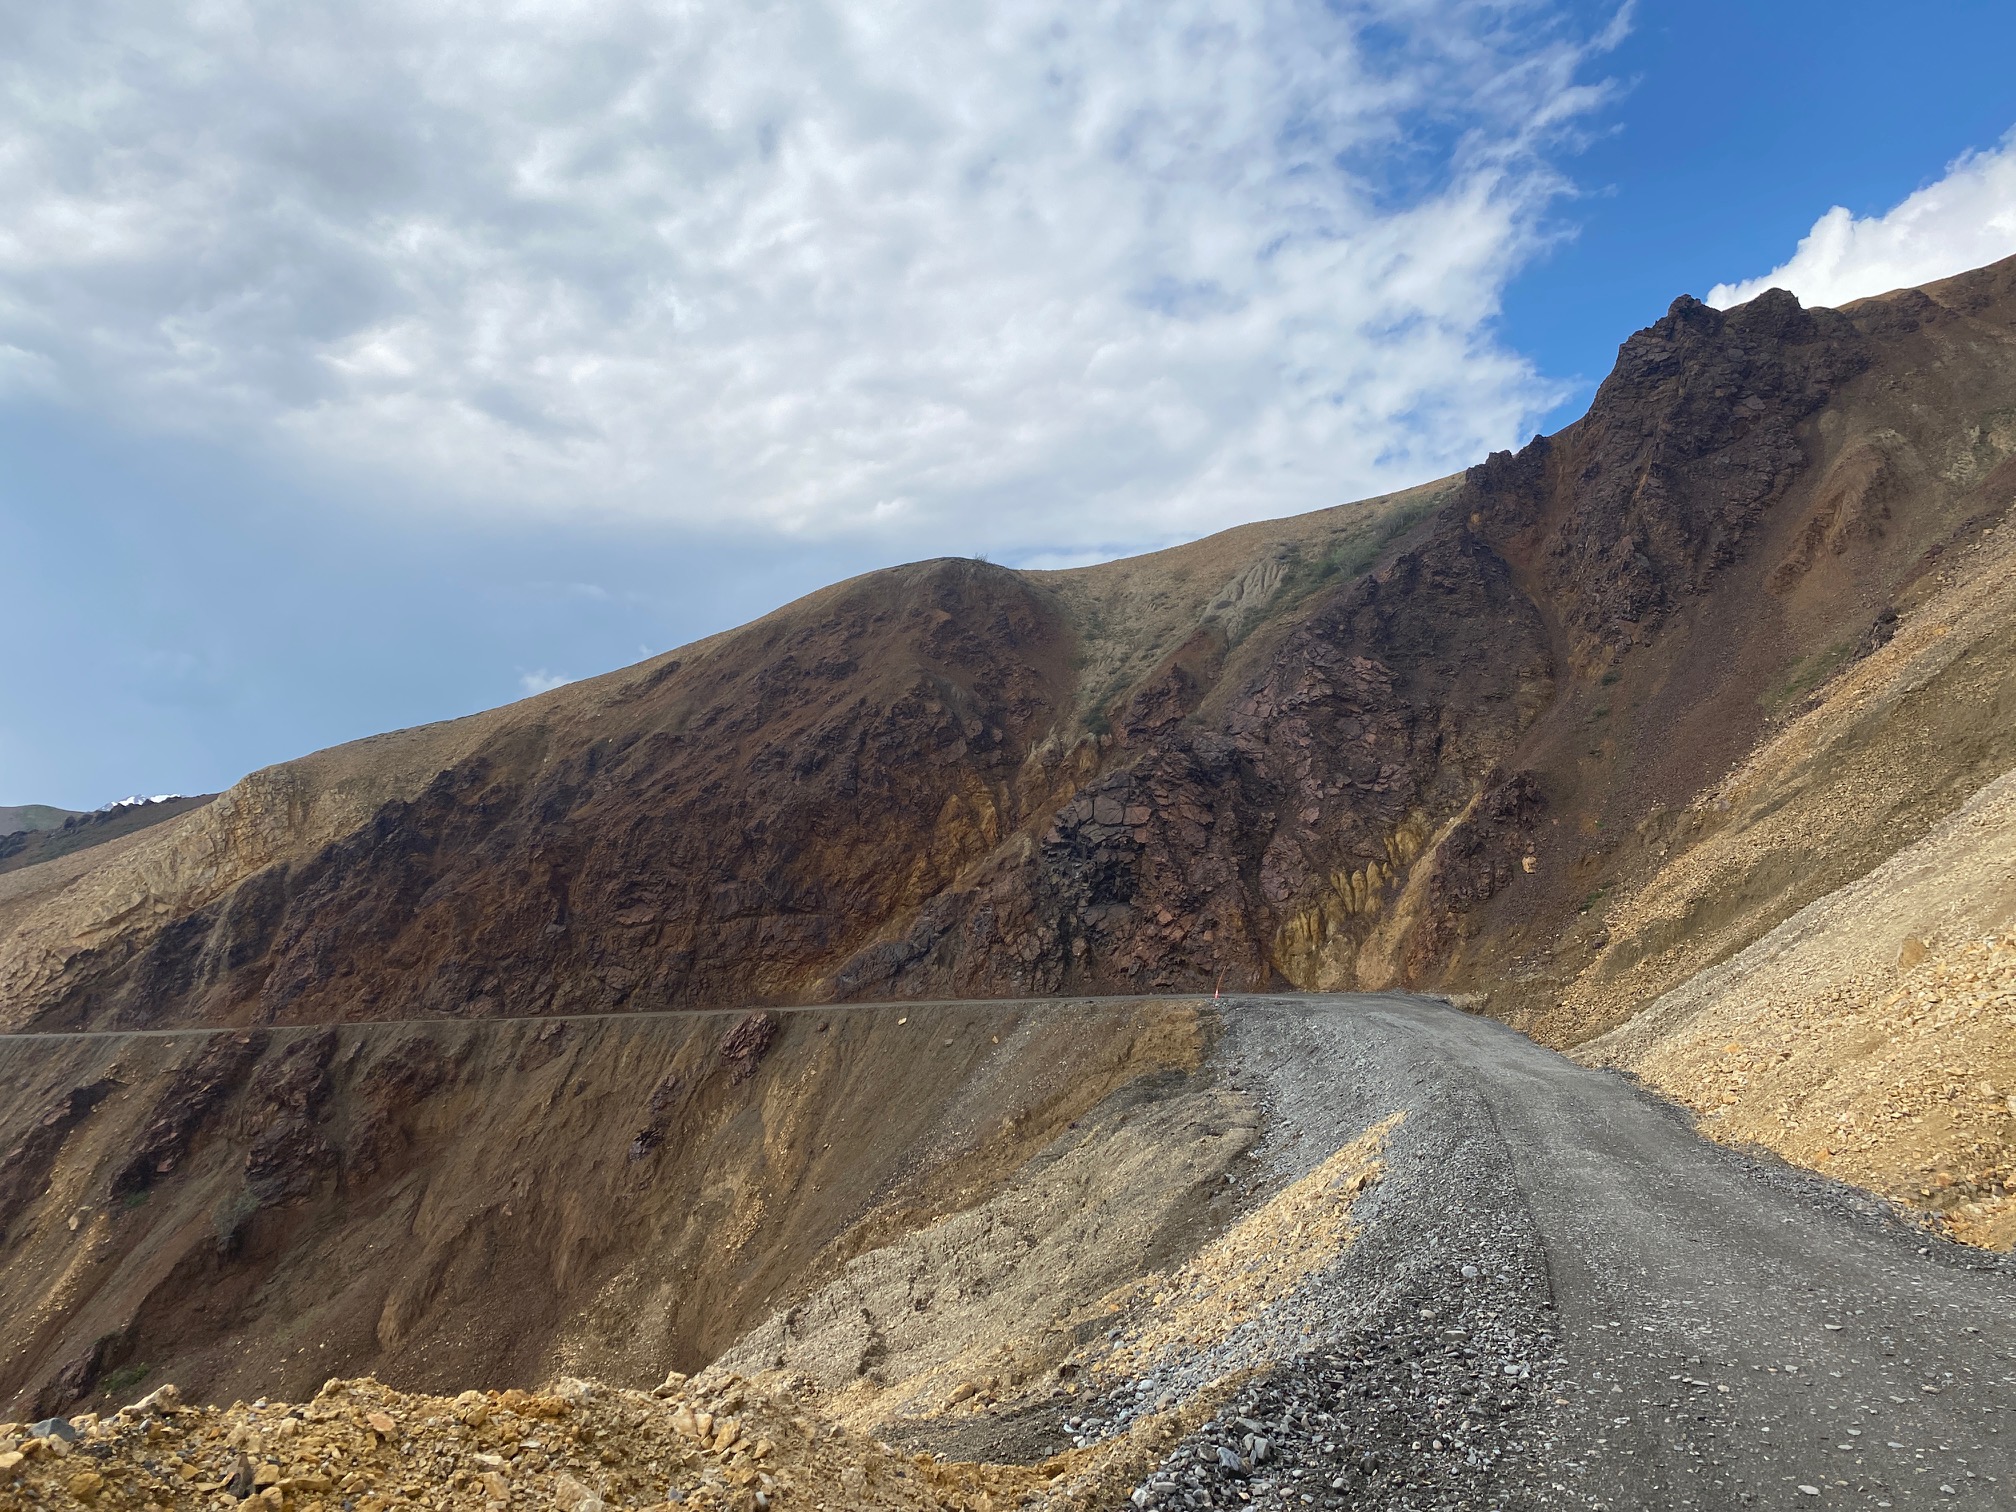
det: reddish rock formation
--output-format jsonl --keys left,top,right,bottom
{"left": 3, "top": 257, "right": 2014, "bottom": 1032}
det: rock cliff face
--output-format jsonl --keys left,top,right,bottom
{"left": 5, "top": 259, "right": 2015, "bottom": 1035}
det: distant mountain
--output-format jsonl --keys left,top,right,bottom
{"left": 0, "top": 795, "right": 217, "bottom": 877}
{"left": 0, "top": 804, "right": 80, "bottom": 835}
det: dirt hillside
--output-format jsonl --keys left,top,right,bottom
{"left": 0, "top": 1002, "right": 1208, "bottom": 1422}
{"left": 1571, "top": 511, "right": 2016, "bottom": 1246}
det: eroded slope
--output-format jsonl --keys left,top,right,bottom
{"left": 0, "top": 1002, "right": 1208, "bottom": 1422}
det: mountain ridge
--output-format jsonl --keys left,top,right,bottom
{"left": 7, "top": 257, "right": 2014, "bottom": 1041}
{"left": 0, "top": 805, "right": 80, "bottom": 836}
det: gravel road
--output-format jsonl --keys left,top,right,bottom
{"left": 1114, "top": 992, "right": 2016, "bottom": 1512}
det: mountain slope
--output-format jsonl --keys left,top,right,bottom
{"left": 6, "top": 259, "right": 2015, "bottom": 1040}
{"left": 5, "top": 257, "right": 2016, "bottom": 1441}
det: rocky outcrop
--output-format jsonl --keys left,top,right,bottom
{"left": 717, "top": 1011, "right": 780, "bottom": 1083}
{"left": 238, "top": 1030, "right": 340, "bottom": 1210}
{"left": 829, "top": 519, "right": 1556, "bottom": 999}
{"left": 4, "top": 258, "right": 2015, "bottom": 1037}
{"left": 0, "top": 1078, "right": 118, "bottom": 1244}
{"left": 111, "top": 1035, "right": 266, "bottom": 1198}
{"left": 1470, "top": 289, "right": 1870, "bottom": 663}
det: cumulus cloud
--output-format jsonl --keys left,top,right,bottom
{"left": 518, "top": 670, "right": 574, "bottom": 696}
{"left": 1710, "top": 129, "right": 2016, "bottom": 311}
{"left": 0, "top": 1, "right": 1623, "bottom": 555}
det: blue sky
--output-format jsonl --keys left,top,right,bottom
{"left": 1502, "top": 0, "right": 2016, "bottom": 407}
{"left": 5, "top": 0, "right": 2015, "bottom": 811}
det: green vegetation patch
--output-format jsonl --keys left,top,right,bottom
{"left": 1260, "top": 487, "right": 1453, "bottom": 632}
{"left": 98, "top": 1362, "right": 152, "bottom": 1399}
{"left": 1760, "top": 639, "right": 1856, "bottom": 714}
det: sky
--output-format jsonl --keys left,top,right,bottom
{"left": 4, "top": 0, "right": 2015, "bottom": 810}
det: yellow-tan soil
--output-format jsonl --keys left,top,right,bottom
{"left": 1572, "top": 510, "right": 2016, "bottom": 1248}
{"left": 0, "top": 1115, "right": 1396, "bottom": 1512}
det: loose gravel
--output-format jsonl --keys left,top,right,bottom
{"left": 1100, "top": 995, "right": 2016, "bottom": 1511}
{"left": 1095, "top": 1000, "right": 1573, "bottom": 1511}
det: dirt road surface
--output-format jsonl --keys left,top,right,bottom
{"left": 1168, "top": 993, "right": 2016, "bottom": 1510}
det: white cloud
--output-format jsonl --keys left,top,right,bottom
{"left": 1710, "top": 129, "right": 2016, "bottom": 312}
{"left": 518, "top": 670, "right": 573, "bottom": 696}
{"left": 0, "top": 1, "right": 1623, "bottom": 555}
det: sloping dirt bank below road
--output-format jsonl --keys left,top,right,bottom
{"left": 0, "top": 1000, "right": 1215, "bottom": 1422}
